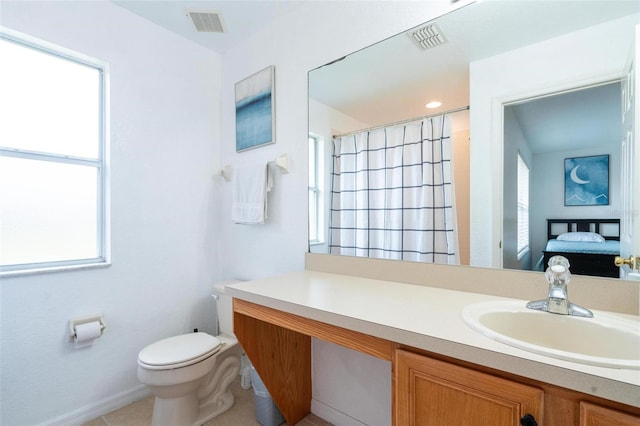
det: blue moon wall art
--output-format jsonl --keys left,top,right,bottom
{"left": 564, "top": 155, "right": 609, "bottom": 206}
{"left": 235, "top": 66, "right": 275, "bottom": 152}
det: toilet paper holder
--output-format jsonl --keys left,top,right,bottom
{"left": 68, "top": 314, "right": 106, "bottom": 342}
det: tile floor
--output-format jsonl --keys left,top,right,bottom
{"left": 82, "top": 378, "right": 332, "bottom": 426}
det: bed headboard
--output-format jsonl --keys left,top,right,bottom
{"left": 547, "top": 218, "right": 620, "bottom": 241}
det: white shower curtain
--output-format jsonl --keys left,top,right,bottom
{"left": 329, "top": 115, "right": 459, "bottom": 264}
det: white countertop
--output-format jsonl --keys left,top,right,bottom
{"left": 226, "top": 270, "right": 640, "bottom": 408}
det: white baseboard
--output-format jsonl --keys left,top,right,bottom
{"left": 36, "top": 384, "right": 150, "bottom": 426}
{"left": 311, "top": 399, "right": 367, "bottom": 426}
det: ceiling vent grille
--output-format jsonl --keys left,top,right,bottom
{"left": 187, "top": 11, "right": 225, "bottom": 33}
{"left": 408, "top": 23, "right": 447, "bottom": 50}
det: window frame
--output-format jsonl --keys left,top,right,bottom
{"left": 0, "top": 28, "right": 110, "bottom": 276}
{"left": 308, "top": 134, "right": 324, "bottom": 245}
{"left": 516, "top": 152, "right": 530, "bottom": 259}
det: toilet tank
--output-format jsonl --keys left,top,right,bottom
{"left": 213, "top": 281, "right": 239, "bottom": 336}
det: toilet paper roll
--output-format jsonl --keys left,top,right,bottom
{"left": 74, "top": 321, "right": 102, "bottom": 349}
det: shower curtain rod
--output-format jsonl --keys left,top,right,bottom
{"left": 332, "top": 105, "right": 470, "bottom": 139}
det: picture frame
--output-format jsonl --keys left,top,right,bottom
{"left": 235, "top": 65, "right": 275, "bottom": 152}
{"left": 564, "top": 154, "right": 609, "bottom": 206}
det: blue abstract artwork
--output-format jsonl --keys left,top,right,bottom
{"left": 564, "top": 155, "right": 609, "bottom": 206}
{"left": 235, "top": 66, "right": 275, "bottom": 152}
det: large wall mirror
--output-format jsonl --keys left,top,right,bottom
{"left": 308, "top": 0, "right": 640, "bottom": 279}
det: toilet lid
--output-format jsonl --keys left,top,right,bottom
{"left": 138, "top": 332, "right": 222, "bottom": 369}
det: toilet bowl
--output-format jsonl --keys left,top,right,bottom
{"left": 137, "top": 284, "right": 241, "bottom": 426}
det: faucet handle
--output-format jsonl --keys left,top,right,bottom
{"left": 547, "top": 255, "right": 570, "bottom": 271}
{"left": 545, "top": 255, "right": 571, "bottom": 285}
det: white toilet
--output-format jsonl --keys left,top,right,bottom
{"left": 137, "top": 283, "right": 242, "bottom": 426}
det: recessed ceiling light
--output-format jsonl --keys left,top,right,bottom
{"left": 426, "top": 101, "right": 442, "bottom": 109}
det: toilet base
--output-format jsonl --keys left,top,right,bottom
{"left": 195, "top": 388, "right": 234, "bottom": 425}
{"left": 150, "top": 388, "right": 234, "bottom": 426}
{"left": 152, "top": 393, "right": 199, "bottom": 426}
{"left": 193, "top": 348, "right": 240, "bottom": 425}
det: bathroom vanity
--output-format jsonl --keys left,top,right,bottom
{"left": 227, "top": 258, "right": 640, "bottom": 425}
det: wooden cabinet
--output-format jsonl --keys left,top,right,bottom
{"left": 233, "top": 299, "right": 640, "bottom": 426}
{"left": 580, "top": 401, "right": 640, "bottom": 425}
{"left": 395, "top": 348, "right": 640, "bottom": 426}
{"left": 395, "top": 349, "right": 543, "bottom": 425}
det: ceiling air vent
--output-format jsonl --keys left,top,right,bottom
{"left": 408, "top": 23, "right": 447, "bottom": 50}
{"left": 187, "top": 10, "right": 225, "bottom": 33}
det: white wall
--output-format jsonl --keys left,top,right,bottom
{"left": 219, "top": 2, "right": 466, "bottom": 424}
{"left": 0, "top": 2, "right": 223, "bottom": 425}
{"left": 470, "top": 14, "right": 639, "bottom": 269}
{"left": 502, "top": 107, "right": 533, "bottom": 270}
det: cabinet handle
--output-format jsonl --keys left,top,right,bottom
{"left": 520, "top": 414, "right": 538, "bottom": 426}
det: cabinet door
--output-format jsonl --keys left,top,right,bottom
{"left": 395, "top": 349, "right": 543, "bottom": 426}
{"left": 580, "top": 401, "right": 640, "bottom": 426}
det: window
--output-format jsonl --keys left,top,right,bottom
{"left": 0, "top": 31, "right": 109, "bottom": 275}
{"left": 308, "top": 135, "right": 323, "bottom": 244}
{"left": 516, "top": 153, "right": 530, "bottom": 258}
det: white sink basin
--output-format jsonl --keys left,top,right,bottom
{"left": 462, "top": 300, "right": 640, "bottom": 369}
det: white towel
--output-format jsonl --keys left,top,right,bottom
{"left": 232, "top": 163, "right": 273, "bottom": 224}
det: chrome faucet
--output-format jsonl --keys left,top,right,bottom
{"left": 526, "top": 255, "right": 593, "bottom": 318}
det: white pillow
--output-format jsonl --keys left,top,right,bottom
{"left": 557, "top": 232, "right": 605, "bottom": 242}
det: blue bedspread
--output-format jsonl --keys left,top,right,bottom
{"left": 544, "top": 239, "right": 620, "bottom": 255}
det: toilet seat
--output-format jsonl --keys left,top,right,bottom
{"left": 138, "top": 332, "right": 222, "bottom": 370}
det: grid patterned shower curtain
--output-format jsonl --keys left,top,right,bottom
{"left": 329, "top": 115, "right": 459, "bottom": 264}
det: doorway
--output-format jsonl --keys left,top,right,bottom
{"left": 502, "top": 81, "right": 622, "bottom": 274}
